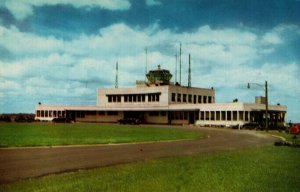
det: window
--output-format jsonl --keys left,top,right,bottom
{"left": 108, "top": 95, "right": 112, "bottom": 102}
{"left": 203, "top": 96, "right": 207, "bottom": 103}
{"left": 49, "top": 111, "right": 53, "bottom": 117}
{"left": 183, "top": 112, "right": 188, "bottom": 120}
{"left": 245, "top": 111, "right": 249, "bottom": 121}
{"left": 216, "top": 111, "right": 220, "bottom": 120}
{"left": 117, "top": 95, "right": 121, "bottom": 102}
{"left": 233, "top": 111, "right": 237, "bottom": 121}
{"left": 172, "top": 93, "right": 176, "bottom": 102}
{"left": 133, "top": 95, "right": 136, "bottom": 102}
{"left": 37, "top": 110, "right": 40, "bottom": 117}
{"left": 239, "top": 111, "right": 244, "bottom": 120}
{"left": 141, "top": 95, "right": 145, "bottom": 102}
{"left": 198, "top": 95, "right": 202, "bottom": 103}
{"left": 221, "top": 111, "right": 226, "bottom": 120}
{"left": 227, "top": 111, "right": 232, "bottom": 121}
{"left": 124, "top": 95, "right": 128, "bottom": 102}
{"left": 200, "top": 111, "right": 205, "bottom": 120}
{"left": 77, "top": 111, "right": 85, "bottom": 118}
{"left": 183, "top": 94, "right": 187, "bottom": 102}
{"left": 53, "top": 111, "right": 57, "bottom": 117}
{"left": 208, "top": 96, "right": 212, "bottom": 103}
{"left": 107, "top": 111, "right": 118, "bottom": 116}
{"left": 137, "top": 95, "right": 141, "bottom": 102}
{"left": 188, "top": 94, "right": 192, "bottom": 103}
{"left": 161, "top": 111, "right": 167, "bottom": 116}
{"left": 211, "top": 111, "right": 215, "bottom": 120}
{"left": 149, "top": 111, "right": 159, "bottom": 116}
{"left": 98, "top": 111, "right": 105, "bottom": 116}
{"left": 148, "top": 93, "right": 160, "bottom": 102}
{"left": 205, "top": 111, "right": 209, "bottom": 120}
{"left": 155, "top": 94, "right": 159, "bottom": 102}
{"left": 86, "top": 111, "right": 96, "bottom": 116}
{"left": 193, "top": 95, "right": 197, "bottom": 104}
{"left": 177, "top": 94, "right": 181, "bottom": 102}
{"left": 45, "top": 111, "right": 48, "bottom": 117}
{"left": 129, "top": 95, "right": 132, "bottom": 102}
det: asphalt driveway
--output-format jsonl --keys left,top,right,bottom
{"left": 0, "top": 126, "right": 279, "bottom": 184}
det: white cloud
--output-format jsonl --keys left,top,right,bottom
{"left": 0, "top": 23, "right": 299, "bottom": 121}
{"left": 0, "top": 0, "right": 131, "bottom": 20}
{"left": 262, "top": 32, "right": 282, "bottom": 45}
{"left": 0, "top": 26, "right": 64, "bottom": 55}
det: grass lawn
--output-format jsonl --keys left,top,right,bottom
{"left": 0, "top": 123, "right": 205, "bottom": 147}
{"left": 1, "top": 146, "right": 299, "bottom": 192}
{"left": 265, "top": 130, "right": 298, "bottom": 142}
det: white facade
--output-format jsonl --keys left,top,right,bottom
{"left": 35, "top": 67, "right": 287, "bottom": 128}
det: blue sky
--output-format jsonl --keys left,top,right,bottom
{"left": 0, "top": 0, "right": 299, "bottom": 122}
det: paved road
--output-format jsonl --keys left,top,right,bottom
{"left": 0, "top": 126, "right": 279, "bottom": 184}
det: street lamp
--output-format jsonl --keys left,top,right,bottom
{"left": 247, "top": 81, "right": 268, "bottom": 131}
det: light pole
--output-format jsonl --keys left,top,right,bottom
{"left": 247, "top": 81, "right": 268, "bottom": 131}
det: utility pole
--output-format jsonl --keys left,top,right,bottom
{"left": 175, "top": 54, "right": 177, "bottom": 83}
{"left": 265, "top": 80, "right": 268, "bottom": 131}
{"left": 247, "top": 81, "right": 269, "bottom": 131}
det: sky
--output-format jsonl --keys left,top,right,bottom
{"left": 0, "top": 0, "right": 299, "bottom": 122}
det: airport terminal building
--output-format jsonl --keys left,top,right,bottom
{"left": 35, "top": 65, "right": 287, "bottom": 128}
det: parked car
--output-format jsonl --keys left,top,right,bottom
{"left": 242, "top": 122, "right": 260, "bottom": 130}
{"left": 14, "top": 115, "right": 34, "bottom": 122}
{"left": 118, "top": 118, "right": 142, "bottom": 125}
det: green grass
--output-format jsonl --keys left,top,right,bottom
{"left": 1, "top": 146, "right": 299, "bottom": 192}
{"left": 0, "top": 123, "right": 205, "bottom": 147}
{"left": 263, "top": 130, "right": 298, "bottom": 142}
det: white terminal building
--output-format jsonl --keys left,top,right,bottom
{"left": 35, "top": 65, "right": 287, "bottom": 128}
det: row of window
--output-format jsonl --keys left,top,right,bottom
{"left": 148, "top": 111, "right": 167, "bottom": 116}
{"left": 36, "top": 110, "right": 120, "bottom": 118}
{"left": 171, "top": 93, "right": 213, "bottom": 104}
{"left": 199, "top": 111, "right": 249, "bottom": 121}
{"left": 77, "top": 111, "right": 119, "bottom": 118}
{"left": 36, "top": 110, "right": 65, "bottom": 118}
{"left": 107, "top": 93, "right": 160, "bottom": 103}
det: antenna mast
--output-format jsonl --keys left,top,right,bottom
{"left": 145, "top": 47, "right": 148, "bottom": 81}
{"left": 115, "top": 61, "right": 118, "bottom": 88}
{"left": 175, "top": 54, "right": 178, "bottom": 83}
{"left": 188, "top": 54, "right": 191, "bottom": 87}
{"left": 179, "top": 42, "right": 182, "bottom": 85}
